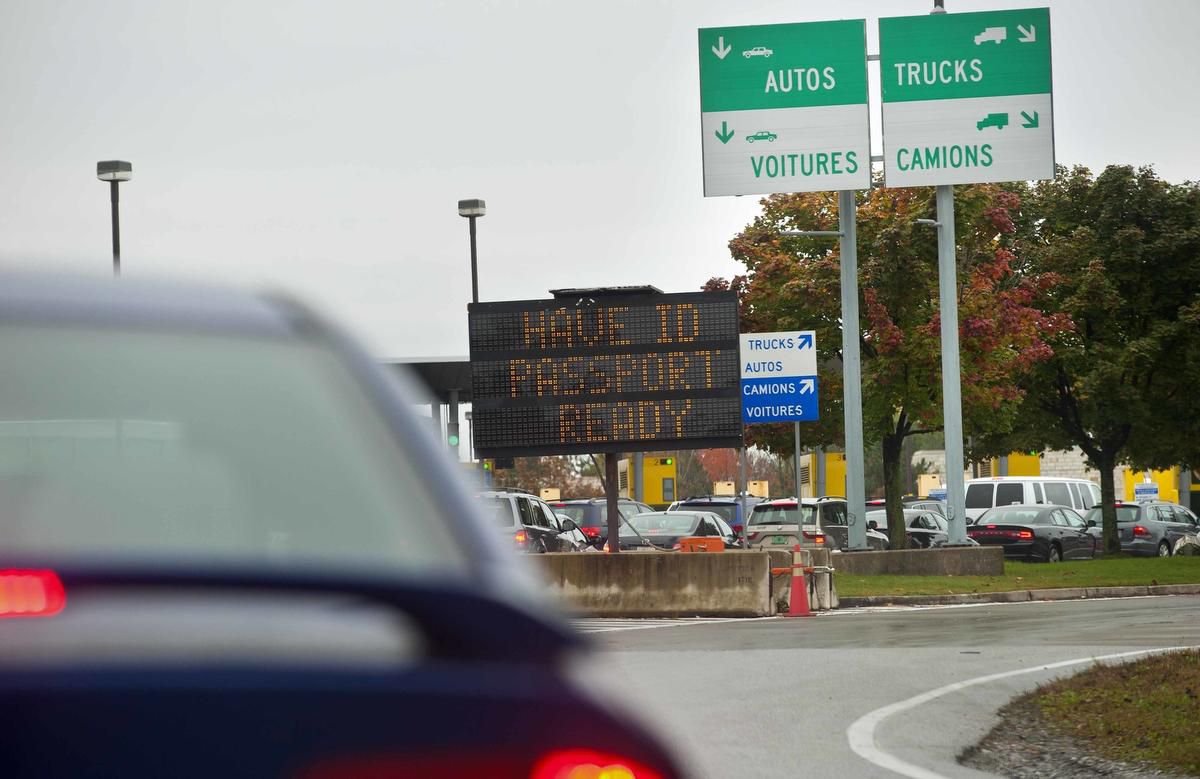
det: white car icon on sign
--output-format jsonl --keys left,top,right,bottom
{"left": 974, "top": 27, "right": 1007, "bottom": 45}
{"left": 743, "top": 46, "right": 773, "bottom": 58}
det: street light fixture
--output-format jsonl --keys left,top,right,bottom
{"left": 97, "top": 161, "right": 132, "bottom": 275}
{"left": 457, "top": 198, "right": 486, "bottom": 303}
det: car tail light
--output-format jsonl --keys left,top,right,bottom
{"left": 802, "top": 530, "right": 826, "bottom": 545}
{"left": 0, "top": 569, "right": 66, "bottom": 618}
{"left": 514, "top": 530, "right": 528, "bottom": 545}
{"left": 302, "top": 749, "right": 664, "bottom": 779}
{"left": 532, "top": 749, "right": 664, "bottom": 779}
{"left": 732, "top": 524, "right": 744, "bottom": 536}
{"left": 747, "top": 532, "right": 760, "bottom": 542}
{"left": 579, "top": 526, "right": 601, "bottom": 538}
{"left": 1017, "top": 530, "right": 1034, "bottom": 540}
{"left": 1133, "top": 525, "right": 1150, "bottom": 537}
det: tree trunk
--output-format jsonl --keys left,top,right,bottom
{"left": 1097, "top": 453, "right": 1120, "bottom": 555}
{"left": 881, "top": 432, "right": 908, "bottom": 549}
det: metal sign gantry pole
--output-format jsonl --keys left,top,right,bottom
{"left": 783, "top": 189, "right": 867, "bottom": 550}
{"left": 935, "top": 185, "right": 968, "bottom": 543}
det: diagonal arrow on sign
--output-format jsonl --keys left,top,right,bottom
{"left": 1021, "top": 110, "right": 1039, "bottom": 129}
{"left": 714, "top": 120, "right": 735, "bottom": 144}
{"left": 797, "top": 333, "right": 814, "bottom": 350}
{"left": 799, "top": 378, "right": 816, "bottom": 395}
{"left": 1017, "top": 24, "right": 1036, "bottom": 43}
{"left": 711, "top": 36, "right": 731, "bottom": 60}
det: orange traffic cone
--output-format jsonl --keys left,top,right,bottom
{"left": 786, "top": 545, "right": 813, "bottom": 618}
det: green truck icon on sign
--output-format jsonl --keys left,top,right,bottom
{"left": 976, "top": 112, "right": 1009, "bottom": 131}
{"left": 746, "top": 130, "right": 777, "bottom": 143}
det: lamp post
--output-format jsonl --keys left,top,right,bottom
{"left": 457, "top": 198, "right": 486, "bottom": 303}
{"left": 97, "top": 161, "right": 132, "bottom": 275}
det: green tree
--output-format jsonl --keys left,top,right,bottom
{"left": 710, "top": 185, "right": 1064, "bottom": 548}
{"left": 980, "top": 166, "right": 1200, "bottom": 553}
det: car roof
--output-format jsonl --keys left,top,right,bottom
{"left": 0, "top": 272, "right": 303, "bottom": 337}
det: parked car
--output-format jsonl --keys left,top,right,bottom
{"left": 967, "top": 504, "right": 1097, "bottom": 561}
{"left": 964, "top": 476, "right": 1102, "bottom": 521}
{"left": 745, "top": 497, "right": 889, "bottom": 552}
{"left": 668, "top": 494, "right": 763, "bottom": 537}
{"left": 866, "top": 509, "right": 951, "bottom": 548}
{"left": 0, "top": 273, "right": 684, "bottom": 778}
{"left": 1082, "top": 500, "right": 1200, "bottom": 557}
{"left": 548, "top": 497, "right": 653, "bottom": 545}
{"left": 866, "top": 497, "right": 947, "bottom": 518}
{"left": 617, "top": 511, "right": 733, "bottom": 551}
{"left": 480, "top": 489, "right": 588, "bottom": 552}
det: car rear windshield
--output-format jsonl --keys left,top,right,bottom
{"left": 481, "top": 497, "right": 517, "bottom": 528}
{"left": 1084, "top": 506, "right": 1140, "bottom": 524}
{"left": 551, "top": 505, "right": 588, "bottom": 524}
{"left": 623, "top": 513, "right": 698, "bottom": 535}
{"left": 749, "top": 505, "right": 818, "bottom": 526}
{"left": 978, "top": 508, "right": 1042, "bottom": 525}
{"left": 965, "top": 483, "right": 994, "bottom": 509}
{"left": 680, "top": 503, "right": 736, "bottom": 523}
{"left": 0, "top": 325, "right": 467, "bottom": 574}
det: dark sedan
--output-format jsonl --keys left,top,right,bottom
{"left": 968, "top": 504, "right": 1097, "bottom": 562}
{"left": 0, "top": 273, "right": 683, "bottom": 779}
{"left": 618, "top": 511, "right": 731, "bottom": 551}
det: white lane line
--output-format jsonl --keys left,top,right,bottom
{"left": 845, "top": 644, "right": 1200, "bottom": 779}
{"left": 575, "top": 617, "right": 767, "bottom": 634}
{"left": 830, "top": 594, "right": 1172, "bottom": 615}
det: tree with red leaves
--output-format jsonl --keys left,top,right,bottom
{"left": 708, "top": 185, "right": 1069, "bottom": 547}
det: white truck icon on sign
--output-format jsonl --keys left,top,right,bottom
{"left": 974, "top": 26, "right": 1007, "bottom": 45}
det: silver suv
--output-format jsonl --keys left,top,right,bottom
{"left": 746, "top": 497, "right": 890, "bottom": 551}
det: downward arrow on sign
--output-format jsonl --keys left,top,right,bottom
{"left": 1017, "top": 24, "right": 1036, "bottom": 43}
{"left": 715, "top": 121, "right": 735, "bottom": 144}
{"left": 711, "top": 36, "right": 731, "bottom": 60}
{"left": 799, "top": 379, "right": 816, "bottom": 395}
{"left": 1021, "top": 111, "right": 1039, "bottom": 129}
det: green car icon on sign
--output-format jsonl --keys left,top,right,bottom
{"left": 746, "top": 130, "right": 777, "bottom": 143}
{"left": 976, "top": 112, "right": 1009, "bottom": 131}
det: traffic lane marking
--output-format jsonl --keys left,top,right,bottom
{"left": 828, "top": 593, "right": 1178, "bottom": 615}
{"left": 573, "top": 617, "right": 772, "bottom": 633}
{"left": 846, "top": 644, "right": 1200, "bottom": 779}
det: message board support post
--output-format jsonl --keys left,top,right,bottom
{"left": 936, "top": 184, "right": 968, "bottom": 544}
{"left": 606, "top": 453, "right": 621, "bottom": 553}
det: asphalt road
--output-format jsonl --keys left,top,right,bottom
{"left": 581, "top": 596, "right": 1200, "bottom": 778}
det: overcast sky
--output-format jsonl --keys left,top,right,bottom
{"left": 2, "top": 0, "right": 1196, "bottom": 359}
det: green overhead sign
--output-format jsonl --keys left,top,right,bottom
{"left": 698, "top": 20, "right": 871, "bottom": 196}
{"left": 879, "top": 7, "right": 1055, "bottom": 187}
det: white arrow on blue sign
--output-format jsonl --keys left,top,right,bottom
{"left": 739, "top": 330, "right": 819, "bottom": 423}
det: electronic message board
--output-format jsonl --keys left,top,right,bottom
{"left": 468, "top": 291, "right": 743, "bottom": 457}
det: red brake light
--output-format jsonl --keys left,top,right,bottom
{"left": 732, "top": 524, "right": 744, "bottom": 535}
{"left": 1017, "top": 530, "right": 1034, "bottom": 540}
{"left": 0, "top": 570, "right": 66, "bottom": 618}
{"left": 514, "top": 530, "right": 528, "bottom": 544}
{"left": 306, "top": 749, "right": 666, "bottom": 779}
{"left": 802, "top": 530, "right": 826, "bottom": 545}
{"left": 579, "top": 526, "right": 601, "bottom": 538}
{"left": 532, "top": 749, "right": 664, "bottom": 779}
{"left": 1133, "top": 525, "right": 1150, "bottom": 537}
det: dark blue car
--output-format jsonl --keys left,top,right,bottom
{"left": 0, "top": 274, "right": 682, "bottom": 779}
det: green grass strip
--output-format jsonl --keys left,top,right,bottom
{"left": 1036, "top": 650, "right": 1200, "bottom": 775}
{"left": 836, "top": 557, "right": 1200, "bottom": 597}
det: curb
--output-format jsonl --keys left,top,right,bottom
{"left": 839, "top": 583, "right": 1200, "bottom": 608}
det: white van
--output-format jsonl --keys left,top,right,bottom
{"left": 964, "top": 477, "right": 1102, "bottom": 521}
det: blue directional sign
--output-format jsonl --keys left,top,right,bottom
{"left": 739, "top": 330, "right": 819, "bottom": 423}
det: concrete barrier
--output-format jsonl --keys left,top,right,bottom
{"left": 539, "top": 551, "right": 773, "bottom": 617}
{"left": 832, "top": 546, "right": 1003, "bottom": 576}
